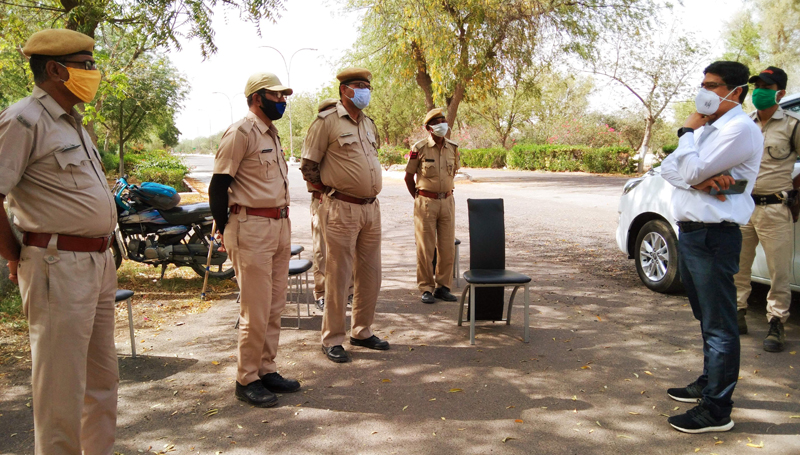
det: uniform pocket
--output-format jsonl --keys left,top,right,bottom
{"left": 337, "top": 135, "right": 360, "bottom": 158}
{"left": 258, "top": 150, "right": 278, "bottom": 179}
{"left": 446, "top": 155, "right": 455, "bottom": 176}
{"left": 422, "top": 161, "right": 438, "bottom": 178}
{"left": 54, "top": 146, "right": 94, "bottom": 190}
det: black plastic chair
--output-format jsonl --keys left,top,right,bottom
{"left": 458, "top": 199, "right": 531, "bottom": 344}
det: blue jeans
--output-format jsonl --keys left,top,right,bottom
{"left": 678, "top": 225, "right": 742, "bottom": 418}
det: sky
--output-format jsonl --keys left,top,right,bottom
{"left": 166, "top": 0, "right": 746, "bottom": 141}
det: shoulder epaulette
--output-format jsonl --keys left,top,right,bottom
{"left": 235, "top": 118, "right": 254, "bottom": 135}
{"left": 11, "top": 97, "right": 44, "bottom": 129}
{"left": 411, "top": 139, "right": 427, "bottom": 151}
{"left": 784, "top": 110, "right": 800, "bottom": 122}
{"left": 445, "top": 138, "right": 459, "bottom": 147}
{"left": 317, "top": 108, "right": 337, "bottom": 119}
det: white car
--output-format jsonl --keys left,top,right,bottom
{"left": 617, "top": 93, "right": 800, "bottom": 293}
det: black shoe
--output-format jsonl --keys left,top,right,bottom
{"left": 737, "top": 309, "right": 747, "bottom": 335}
{"left": 261, "top": 372, "right": 301, "bottom": 393}
{"left": 667, "top": 379, "right": 704, "bottom": 403}
{"left": 434, "top": 286, "right": 458, "bottom": 302}
{"left": 322, "top": 345, "right": 350, "bottom": 363}
{"left": 315, "top": 298, "right": 324, "bottom": 311}
{"left": 235, "top": 381, "right": 278, "bottom": 407}
{"left": 764, "top": 317, "right": 786, "bottom": 352}
{"left": 668, "top": 400, "right": 733, "bottom": 433}
{"left": 421, "top": 291, "right": 435, "bottom": 304}
{"left": 350, "top": 335, "right": 390, "bottom": 350}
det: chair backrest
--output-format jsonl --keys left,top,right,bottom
{"left": 467, "top": 198, "right": 505, "bottom": 270}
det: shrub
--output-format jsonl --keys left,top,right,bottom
{"left": 377, "top": 146, "right": 407, "bottom": 170}
{"left": 459, "top": 148, "right": 507, "bottom": 168}
{"left": 480, "top": 144, "right": 638, "bottom": 174}
{"left": 100, "top": 150, "right": 119, "bottom": 176}
{"left": 662, "top": 144, "right": 678, "bottom": 155}
{"left": 132, "top": 150, "right": 190, "bottom": 190}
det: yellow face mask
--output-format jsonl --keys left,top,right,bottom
{"left": 58, "top": 63, "right": 101, "bottom": 103}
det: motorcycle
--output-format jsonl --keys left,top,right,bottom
{"left": 111, "top": 177, "right": 234, "bottom": 280}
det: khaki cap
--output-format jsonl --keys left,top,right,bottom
{"left": 244, "top": 72, "right": 293, "bottom": 97}
{"left": 318, "top": 98, "right": 338, "bottom": 112}
{"left": 23, "top": 29, "right": 94, "bottom": 57}
{"left": 423, "top": 108, "right": 446, "bottom": 125}
{"left": 336, "top": 67, "right": 372, "bottom": 84}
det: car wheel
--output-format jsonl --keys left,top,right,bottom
{"left": 634, "top": 219, "right": 682, "bottom": 293}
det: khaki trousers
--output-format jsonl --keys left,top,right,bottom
{"left": 224, "top": 211, "right": 291, "bottom": 385}
{"left": 18, "top": 244, "right": 118, "bottom": 455}
{"left": 734, "top": 203, "right": 793, "bottom": 323}
{"left": 311, "top": 196, "right": 354, "bottom": 300}
{"left": 319, "top": 196, "right": 381, "bottom": 347}
{"left": 414, "top": 195, "right": 455, "bottom": 293}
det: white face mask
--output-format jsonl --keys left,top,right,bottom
{"left": 695, "top": 84, "right": 745, "bottom": 115}
{"left": 430, "top": 123, "right": 449, "bottom": 137}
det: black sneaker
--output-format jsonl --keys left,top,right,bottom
{"left": 421, "top": 291, "right": 435, "bottom": 304}
{"left": 764, "top": 317, "right": 786, "bottom": 352}
{"left": 235, "top": 381, "right": 278, "bottom": 407}
{"left": 667, "top": 379, "right": 704, "bottom": 403}
{"left": 434, "top": 286, "right": 458, "bottom": 302}
{"left": 261, "top": 372, "right": 301, "bottom": 393}
{"left": 667, "top": 400, "right": 733, "bottom": 433}
{"left": 315, "top": 298, "right": 324, "bottom": 312}
{"left": 737, "top": 309, "right": 747, "bottom": 335}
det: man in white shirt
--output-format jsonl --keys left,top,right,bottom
{"left": 660, "top": 61, "right": 763, "bottom": 434}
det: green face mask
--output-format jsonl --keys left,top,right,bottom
{"left": 752, "top": 88, "right": 779, "bottom": 110}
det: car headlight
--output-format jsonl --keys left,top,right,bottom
{"left": 622, "top": 177, "right": 644, "bottom": 195}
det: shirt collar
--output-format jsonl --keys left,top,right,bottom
{"left": 708, "top": 104, "right": 745, "bottom": 130}
{"left": 427, "top": 135, "right": 452, "bottom": 149}
{"left": 32, "top": 85, "right": 79, "bottom": 123}
{"left": 246, "top": 110, "right": 277, "bottom": 136}
{"left": 336, "top": 100, "right": 361, "bottom": 122}
{"left": 749, "top": 106, "right": 785, "bottom": 122}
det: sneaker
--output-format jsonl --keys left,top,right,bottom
{"left": 261, "top": 372, "right": 301, "bottom": 393}
{"left": 434, "top": 286, "right": 458, "bottom": 302}
{"left": 667, "top": 380, "right": 704, "bottom": 403}
{"left": 421, "top": 291, "right": 435, "bottom": 304}
{"left": 315, "top": 298, "right": 324, "bottom": 311}
{"left": 668, "top": 400, "right": 733, "bottom": 434}
{"left": 763, "top": 317, "right": 786, "bottom": 352}
{"left": 737, "top": 309, "right": 747, "bottom": 335}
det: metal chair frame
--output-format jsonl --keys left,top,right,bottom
{"left": 457, "top": 283, "right": 530, "bottom": 345}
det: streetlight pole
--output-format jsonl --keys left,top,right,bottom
{"left": 259, "top": 46, "right": 317, "bottom": 161}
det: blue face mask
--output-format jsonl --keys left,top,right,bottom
{"left": 348, "top": 88, "right": 371, "bottom": 110}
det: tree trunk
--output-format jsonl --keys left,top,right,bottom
{"left": 444, "top": 83, "right": 466, "bottom": 138}
{"left": 118, "top": 102, "right": 125, "bottom": 176}
{"left": 637, "top": 117, "right": 655, "bottom": 173}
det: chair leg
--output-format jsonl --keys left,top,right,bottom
{"left": 523, "top": 284, "right": 530, "bottom": 343}
{"left": 469, "top": 284, "right": 476, "bottom": 345}
{"left": 507, "top": 286, "right": 520, "bottom": 325}
{"left": 304, "top": 270, "right": 310, "bottom": 316}
{"left": 126, "top": 298, "right": 136, "bottom": 358}
{"left": 457, "top": 286, "right": 470, "bottom": 326}
{"left": 294, "top": 274, "right": 301, "bottom": 329}
{"left": 453, "top": 244, "right": 460, "bottom": 288}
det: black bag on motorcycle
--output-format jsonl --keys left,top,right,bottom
{"left": 130, "top": 182, "right": 181, "bottom": 210}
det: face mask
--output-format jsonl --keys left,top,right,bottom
{"left": 259, "top": 93, "right": 286, "bottom": 120}
{"left": 58, "top": 63, "right": 101, "bottom": 103}
{"left": 695, "top": 84, "right": 745, "bottom": 115}
{"left": 347, "top": 88, "right": 371, "bottom": 110}
{"left": 430, "top": 123, "right": 449, "bottom": 137}
{"left": 751, "top": 88, "right": 779, "bottom": 110}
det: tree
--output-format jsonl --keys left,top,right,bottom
{"left": 591, "top": 25, "right": 706, "bottom": 172}
{"left": 346, "top": 0, "right": 655, "bottom": 134}
{"left": 522, "top": 73, "right": 594, "bottom": 145}
{"left": 721, "top": 10, "right": 763, "bottom": 70}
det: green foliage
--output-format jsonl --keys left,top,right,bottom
{"left": 128, "top": 149, "right": 189, "bottom": 190}
{"left": 0, "top": 290, "right": 24, "bottom": 329}
{"left": 377, "top": 146, "right": 408, "bottom": 170}
{"left": 100, "top": 150, "right": 120, "bottom": 175}
{"left": 662, "top": 144, "right": 678, "bottom": 155}
{"left": 459, "top": 148, "right": 508, "bottom": 169}
{"left": 459, "top": 144, "right": 636, "bottom": 174}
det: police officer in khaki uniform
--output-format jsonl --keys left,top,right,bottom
{"left": 208, "top": 72, "right": 300, "bottom": 407}
{"left": 301, "top": 68, "right": 389, "bottom": 363}
{"left": 404, "top": 108, "right": 460, "bottom": 303}
{"left": 734, "top": 67, "right": 800, "bottom": 352}
{"left": 309, "top": 98, "right": 353, "bottom": 311}
{"left": 0, "top": 29, "right": 118, "bottom": 455}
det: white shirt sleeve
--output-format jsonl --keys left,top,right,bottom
{"left": 673, "top": 123, "right": 757, "bottom": 186}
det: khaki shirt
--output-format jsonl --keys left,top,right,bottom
{"left": 213, "top": 111, "right": 290, "bottom": 208}
{"left": 0, "top": 86, "right": 116, "bottom": 237}
{"left": 405, "top": 136, "right": 460, "bottom": 193}
{"left": 750, "top": 107, "right": 800, "bottom": 195}
{"left": 302, "top": 101, "right": 382, "bottom": 198}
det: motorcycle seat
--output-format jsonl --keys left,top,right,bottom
{"left": 159, "top": 202, "right": 212, "bottom": 225}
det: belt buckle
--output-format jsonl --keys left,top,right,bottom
{"left": 280, "top": 207, "right": 289, "bottom": 218}
{"left": 438, "top": 192, "right": 447, "bottom": 199}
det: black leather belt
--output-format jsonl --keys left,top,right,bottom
{"left": 752, "top": 193, "right": 783, "bottom": 205}
{"left": 677, "top": 221, "right": 739, "bottom": 233}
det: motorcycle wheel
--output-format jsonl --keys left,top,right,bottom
{"left": 188, "top": 231, "right": 235, "bottom": 280}
{"left": 111, "top": 241, "right": 123, "bottom": 270}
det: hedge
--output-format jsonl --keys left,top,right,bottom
{"left": 377, "top": 146, "right": 407, "bottom": 170}
{"left": 459, "top": 144, "right": 636, "bottom": 174}
{"left": 132, "top": 150, "right": 190, "bottom": 190}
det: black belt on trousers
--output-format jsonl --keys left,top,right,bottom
{"left": 752, "top": 193, "right": 783, "bottom": 205}
{"left": 677, "top": 221, "right": 739, "bottom": 233}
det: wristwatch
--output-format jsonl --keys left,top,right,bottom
{"left": 677, "top": 127, "right": 694, "bottom": 138}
